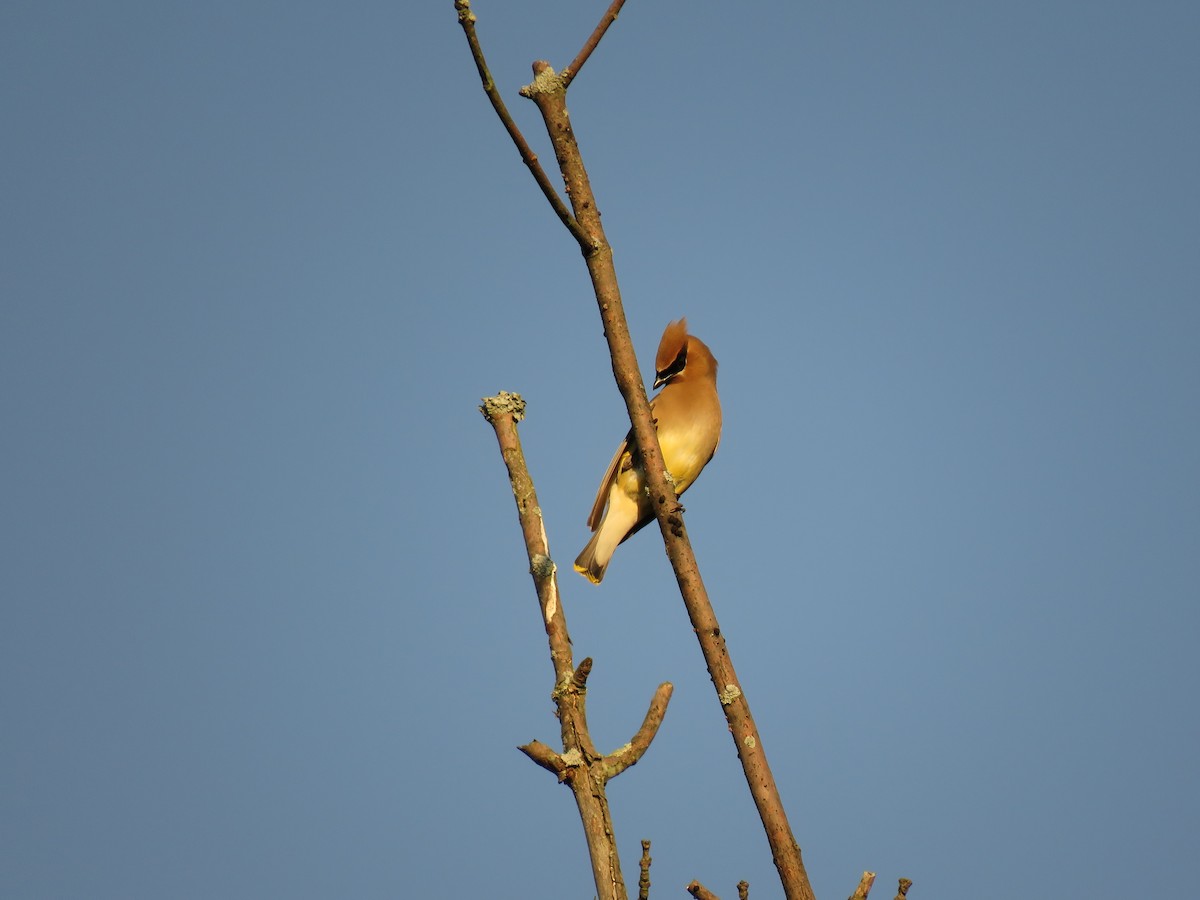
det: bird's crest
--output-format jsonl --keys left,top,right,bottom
{"left": 655, "top": 318, "right": 689, "bottom": 380}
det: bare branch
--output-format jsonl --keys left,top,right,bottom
{"left": 483, "top": 395, "right": 675, "bottom": 900}
{"left": 517, "top": 54, "right": 816, "bottom": 900}
{"left": 454, "top": 1, "right": 589, "bottom": 244}
{"left": 687, "top": 881, "right": 721, "bottom": 900}
{"left": 480, "top": 393, "right": 574, "bottom": 686}
{"left": 894, "top": 878, "right": 913, "bottom": 899}
{"left": 481, "top": 397, "right": 625, "bottom": 898}
{"left": 470, "top": 8, "right": 829, "bottom": 900}
{"left": 561, "top": 0, "right": 629, "bottom": 87}
{"left": 518, "top": 740, "right": 566, "bottom": 777}
{"left": 604, "top": 682, "right": 674, "bottom": 778}
{"left": 565, "top": 657, "right": 603, "bottom": 762}
{"left": 737, "top": 882, "right": 749, "bottom": 900}
{"left": 848, "top": 871, "right": 876, "bottom": 900}
{"left": 573, "top": 657, "right": 594, "bottom": 691}
{"left": 637, "top": 840, "right": 652, "bottom": 900}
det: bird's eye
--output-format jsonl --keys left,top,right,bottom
{"left": 657, "top": 347, "right": 688, "bottom": 382}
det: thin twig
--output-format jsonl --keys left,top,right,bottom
{"left": 567, "top": 657, "right": 603, "bottom": 762}
{"left": 687, "top": 881, "right": 721, "bottom": 900}
{"left": 737, "top": 881, "right": 749, "bottom": 900}
{"left": 637, "top": 840, "right": 652, "bottom": 900}
{"left": 894, "top": 878, "right": 913, "bottom": 899}
{"left": 561, "top": 0, "right": 629, "bottom": 87}
{"left": 848, "top": 871, "right": 876, "bottom": 900}
{"left": 454, "top": 0, "right": 588, "bottom": 243}
{"left": 517, "top": 739, "right": 566, "bottom": 777}
{"left": 603, "top": 682, "right": 673, "bottom": 779}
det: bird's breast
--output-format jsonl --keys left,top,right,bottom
{"left": 656, "top": 415, "right": 720, "bottom": 494}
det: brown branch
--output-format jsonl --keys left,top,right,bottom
{"left": 482, "top": 393, "right": 677, "bottom": 900}
{"left": 687, "top": 881, "right": 721, "bottom": 900}
{"left": 737, "top": 882, "right": 749, "bottom": 900}
{"left": 480, "top": 392, "right": 573, "bottom": 686}
{"left": 573, "top": 656, "right": 594, "bottom": 690}
{"left": 518, "top": 739, "right": 566, "bottom": 777}
{"left": 894, "top": 878, "right": 913, "bottom": 899}
{"left": 566, "top": 657, "right": 603, "bottom": 762}
{"left": 603, "top": 682, "right": 674, "bottom": 778}
{"left": 454, "top": 0, "right": 589, "bottom": 244}
{"left": 849, "top": 871, "right": 876, "bottom": 900}
{"left": 638, "top": 840, "right": 652, "bottom": 900}
{"left": 517, "top": 58, "right": 816, "bottom": 900}
{"left": 561, "top": 0, "right": 629, "bottom": 87}
{"left": 468, "top": 9, "right": 815, "bottom": 900}
{"left": 481, "top": 395, "right": 625, "bottom": 899}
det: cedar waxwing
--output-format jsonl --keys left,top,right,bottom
{"left": 574, "top": 318, "right": 722, "bottom": 584}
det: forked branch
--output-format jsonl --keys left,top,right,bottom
{"left": 462, "top": 6, "right": 813, "bottom": 899}
{"left": 481, "top": 394, "right": 674, "bottom": 900}
{"left": 454, "top": 0, "right": 587, "bottom": 243}
{"left": 466, "top": 7, "right": 914, "bottom": 900}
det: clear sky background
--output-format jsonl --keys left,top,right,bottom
{"left": 2, "top": 2, "right": 1197, "bottom": 898}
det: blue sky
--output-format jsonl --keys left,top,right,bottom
{"left": 2, "top": 2, "right": 1197, "bottom": 898}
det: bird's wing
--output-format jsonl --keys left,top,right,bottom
{"left": 586, "top": 429, "right": 635, "bottom": 531}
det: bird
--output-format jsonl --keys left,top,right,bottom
{"left": 574, "top": 318, "right": 722, "bottom": 584}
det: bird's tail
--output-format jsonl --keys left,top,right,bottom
{"left": 573, "top": 533, "right": 609, "bottom": 585}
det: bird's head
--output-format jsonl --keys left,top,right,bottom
{"left": 654, "top": 318, "right": 717, "bottom": 389}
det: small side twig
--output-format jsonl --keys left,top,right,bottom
{"left": 894, "top": 878, "right": 913, "bottom": 899}
{"left": 454, "top": 0, "right": 587, "bottom": 243}
{"left": 848, "top": 871, "right": 876, "bottom": 900}
{"left": 687, "top": 881, "right": 721, "bottom": 900}
{"left": 603, "top": 682, "right": 674, "bottom": 778}
{"left": 565, "top": 657, "right": 603, "bottom": 762}
{"left": 561, "top": 0, "right": 629, "bottom": 87}
{"left": 638, "top": 840, "right": 652, "bottom": 900}
{"left": 737, "top": 881, "right": 749, "bottom": 900}
{"left": 516, "top": 739, "right": 566, "bottom": 778}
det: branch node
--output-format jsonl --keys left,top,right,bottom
{"left": 453, "top": 0, "right": 475, "bottom": 25}
{"left": 479, "top": 391, "right": 526, "bottom": 423}
{"left": 530, "top": 552, "right": 556, "bottom": 579}
{"left": 520, "top": 62, "right": 563, "bottom": 98}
